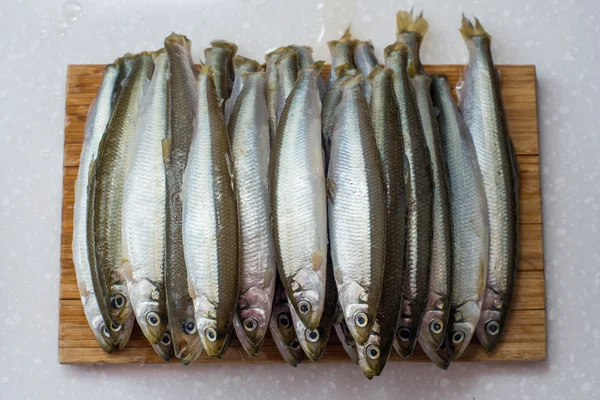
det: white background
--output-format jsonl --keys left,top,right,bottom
{"left": 1, "top": 0, "right": 598, "bottom": 398}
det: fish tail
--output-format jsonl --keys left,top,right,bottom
{"left": 339, "top": 73, "right": 363, "bottom": 93}
{"left": 366, "top": 65, "right": 384, "bottom": 83}
{"left": 459, "top": 15, "right": 491, "bottom": 43}
{"left": 209, "top": 39, "right": 239, "bottom": 55}
{"left": 384, "top": 41, "right": 408, "bottom": 58}
{"left": 396, "top": 9, "right": 429, "bottom": 37}
{"left": 341, "top": 25, "right": 352, "bottom": 41}
{"left": 334, "top": 63, "right": 359, "bottom": 80}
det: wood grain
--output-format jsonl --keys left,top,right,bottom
{"left": 59, "top": 64, "right": 546, "bottom": 364}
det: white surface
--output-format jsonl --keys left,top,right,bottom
{"left": 0, "top": 0, "right": 598, "bottom": 398}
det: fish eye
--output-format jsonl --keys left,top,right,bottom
{"left": 298, "top": 301, "right": 311, "bottom": 315}
{"left": 305, "top": 329, "right": 320, "bottom": 343}
{"left": 161, "top": 332, "right": 171, "bottom": 345}
{"left": 398, "top": 327, "right": 412, "bottom": 341}
{"left": 430, "top": 319, "right": 444, "bottom": 334}
{"left": 205, "top": 327, "right": 218, "bottom": 342}
{"left": 110, "top": 322, "right": 122, "bottom": 332}
{"left": 182, "top": 320, "right": 197, "bottom": 335}
{"left": 485, "top": 320, "right": 500, "bottom": 336}
{"left": 354, "top": 312, "right": 368, "bottom": 328}
{"left": 277, "top": 313, "right": 291, "bottom": 328}
{"left": 146, "top": 312, "right": 161, "bottom": 327}
{"left": 111, "top": 293, "right": 126, "bottom": 309}
{"left": 101, "top": 324, "right": 110, "bottom": 338}
{"left": 366, "top": 344, "right": 380, "bottom": 360}
{"left": 243, "top": 318, "right": 258, "bottom": 332}
{"left": 452, "top": 330, "right": 465, "bottom": 344}
{"left": 290, "top": 340, "right": 300, "bottom": 350}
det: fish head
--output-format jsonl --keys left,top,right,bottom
{"left": 128, "top": 279, "right": 168, "bottom": 344}
{"left": 108, "top": 282, "right": 134, "bottom": 326}
{"left": 419, "top": 293, "right": 451, "bottom": 351}
{"left": 448, "top": 300, "right": 479, "bottom": 360}
{"left": 83, "top": 297, "right": 116, "bottom": 353}
{"left": 194, "top": 296, "right": 232, "bottom": 358}
{"left": 338, "top": 281, "right": 377, "bottom": 345}
{"left": 269, "top": 302, "right": 296, "bottom": 344}
{"left": 420, "top": 337, "right": 451, "bottom": 370}
{"left": 270, "top": 326, "right": 304, "bottom": 367}
{"left": 169, "top": 303, "right": 203, "bottom": 365}
{"left": 234, "top": 287, "right": 272, "bottom": 356}
{"left": 151, "top": 330, "right": 175, "bottom": 361}
{"left": 288, "top": 267, "right": 325, "bottom": 330}
{"left": 289, "top": 303, "right": 327, "bottom": 362}
{"left": 476, "top": 289, "right": 506, "bottom": 352}
{"left": 357, "top": 319, "right": 386, "bottom": 379}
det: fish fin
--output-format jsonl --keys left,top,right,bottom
{"left": 384, "top": 41, "right": 408, "bottom": 59}
{"left": 233, "top": 55, "right": 260, "bottom": 74}
{"left": 87, "top": 158, "right": 96, "bottom": 183}
{"left": 366, "top": 65, "right": 384, "bottom": 83}
{"left": 407, "top": 60, "right": 418, "bottom": 78}
{"left": 341, "top": 25, "right": 352, "bottom": 41}
{"left": 188, "top": 278, "right": 197, "bottom": 300}
{"left": 209, "top": 39, "right": 239, "bottom": 55}
{"left": 161, "top": 135, "right": 172, "bottom": 164}
{"left": 326, "top": 178, "right": 336, "bottom": 202}
{"left": 334, "top": 63, "right": 358, "bottom": 80}
{"left": 459, "top": 15, "right": 492, "bottom": 43}
{"left": 339, "top": 73, "right": 363, "bottom": 92}
{"left": 396, "top": 9, "right": 429, "bottom": 36}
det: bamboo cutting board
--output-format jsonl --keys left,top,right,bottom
{"left": 59, "top": 64, "right": 545, "bottom": 364}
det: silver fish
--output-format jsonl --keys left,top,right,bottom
{"left": 290, "top": 253, "right": 337, "bottom": 362}
{"left": 458, "top": 16, "right": 519, "bottom": 353}
{"left": 73, "top": 59, "right": 125, "bottom": 352}
{"left": 274, "top": 47, "right": 299, "bottom": 123}
{"left": 87, "top": 52, "right": 154, "bottom": 333}
{"left": 228, "top": 72, "right": 276, "bottom": 357}
{"left": 333, "top": 305, "right": 359, "bottom": 364}
{"left": 328, "top": 75, "right": 386, "bottom": 346}
{"left": 265, "top": 47, "right": 286, "bottom": 142}
{"left": 182, "top": 66, "right": 239, "bottom": 359}
{"left": 152, "top": 329, "right": 175, "bottom": 362}
{"left": 397, "top": 10, "right": 453, "bottom": 352}
{"left": 431, "top": 74, "right": 489, "bottom": 360}
{"left": 354, "top": 40, "right": 379, "bottom": 103}
{"left": 290, "top": 45, "right": 326, "bottom": 97}
{"left": 356, "top": 66, "right": 405, "bottom": 379}
{"left": 269, "top": 275, "right": 304, "bottom": 367}
{"left": 326, "top": 27, "right": 356, "bottom": 87}
{"left": 121, "top": 50, "right": 169, "bottom": 347}
{"left": 270, "top": 62, "right": 328, "bottom": 330}
{"left": 224, "top": 55, "right": 260, "bottom": 124}
{"left": 385, "top": 42, "right": 433, "bottom": 357}
{"left": 321, "top": 64, "right": 360, "bottom": 159}
{"left": 163, "top": 33, "right": 203, "bottom": 365}
{"left": 420, "top": 337, "right": 451, "bottom": 370}
{"left": 204, "top": 40, "right": 238, "bottom": 104}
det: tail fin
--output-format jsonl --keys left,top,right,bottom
{"left": 233, "top": 55, "right": 260, "bottom": 75}
{"left": 384, "top": 41, "right": 408, "bottom": 59}
{"left": 396, "top": 9, "right": 429, "bottom": 38}
{"left": 339, "top": 73, "right": 363, "bottom": 93}
{"left": 459, "top": 15, "right": 491, "bottom": 42}
{"left": 208, "top": 39, "right": 239, "bottom": 55}
{"left": 334, "top": 63, "right": 359, "bottom": 80}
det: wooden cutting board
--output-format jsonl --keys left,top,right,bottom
{"left": 59, "top": 64, "right": 545, "bottom": 364}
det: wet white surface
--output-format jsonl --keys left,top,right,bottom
{"left": 1, "top": 0, "right": 599, "bottom": 398}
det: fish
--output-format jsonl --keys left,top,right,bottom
{"left": 228, "top": 71, "right": 276, "bottom": 357}
{"left": 289, "top": 45, "right": 326, "bottom": 97}
{"left": 328, "top": 75, "right": 386, "bottom": 346}
{"left": 72, "top": 59, "right": 124, "bottom": 353}
{"left": 458, "top": 16, "right": 519, "bottom": 353}
{"left": 152, "top": 329, "right": 175, "bottom": 361}
{"left": 430, "top": 74, "right": 489, "bottom": 360}
{"left": 289, "top": 253, "right": 337, "bottom": 362}
{"left": 356, "top": 66, "right": 405, "bottom": 378}
{"left": 384, "top": 42, "right": 433, "bottom": 357}
{"left": 274, "top": 47, "right": 299, "bottom": 123}
{"left": 224, "top": 55, "right": 260, "bottom": 124}
{"left": 321, "top": 64, "right": 360, "bottom": 159}
{"left": 163, "top": 33, "right": 203, "bottom": 365}
{"left": 204, "top": 40, "right": 238, "bottom": 104}
{"left": 353, "top": 40, "right": 379, "bottom": 103}
{"left": 333, "top": 305, "right": 359, "bottom": 364}
{"left": 269, "top": 275, "right": 305, "bottom": 367}
{"left": 87, "top": 52, "right": 154, "bottom": 333}
{"left": 121, "top": 49, "right": 169, "bottom": 346}
{"left": 397, "top": 10, "right": 453, "bottom": 352}
{"left": 420, "top": 337, "right": 451, "bottom": 370}
{"left": 265, "top": 47, "right": 286, "bottom": 142}
{"left": 270, "top": 62, "right": 328, "bottom": 330}
{"left": 327, "top": 26, "right": 357, "bottom": 87}
{"left": 182, "top": 66, "right": 239, "bottom": 359}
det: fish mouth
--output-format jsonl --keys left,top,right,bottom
{"left": 233, "top": 316, "right": 265, "bottom": 358}
{"left": 393, "top": 318, "right": 418, "bottom": 358}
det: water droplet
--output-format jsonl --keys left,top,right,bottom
{"left": 53, "top": 21, "right": 68, "bottom": 36}
{"left": 39, "top": 29, "right": 48, "bottom": 39}
{"left": 62, "top": 0, "right": 82, "bottom": 23}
